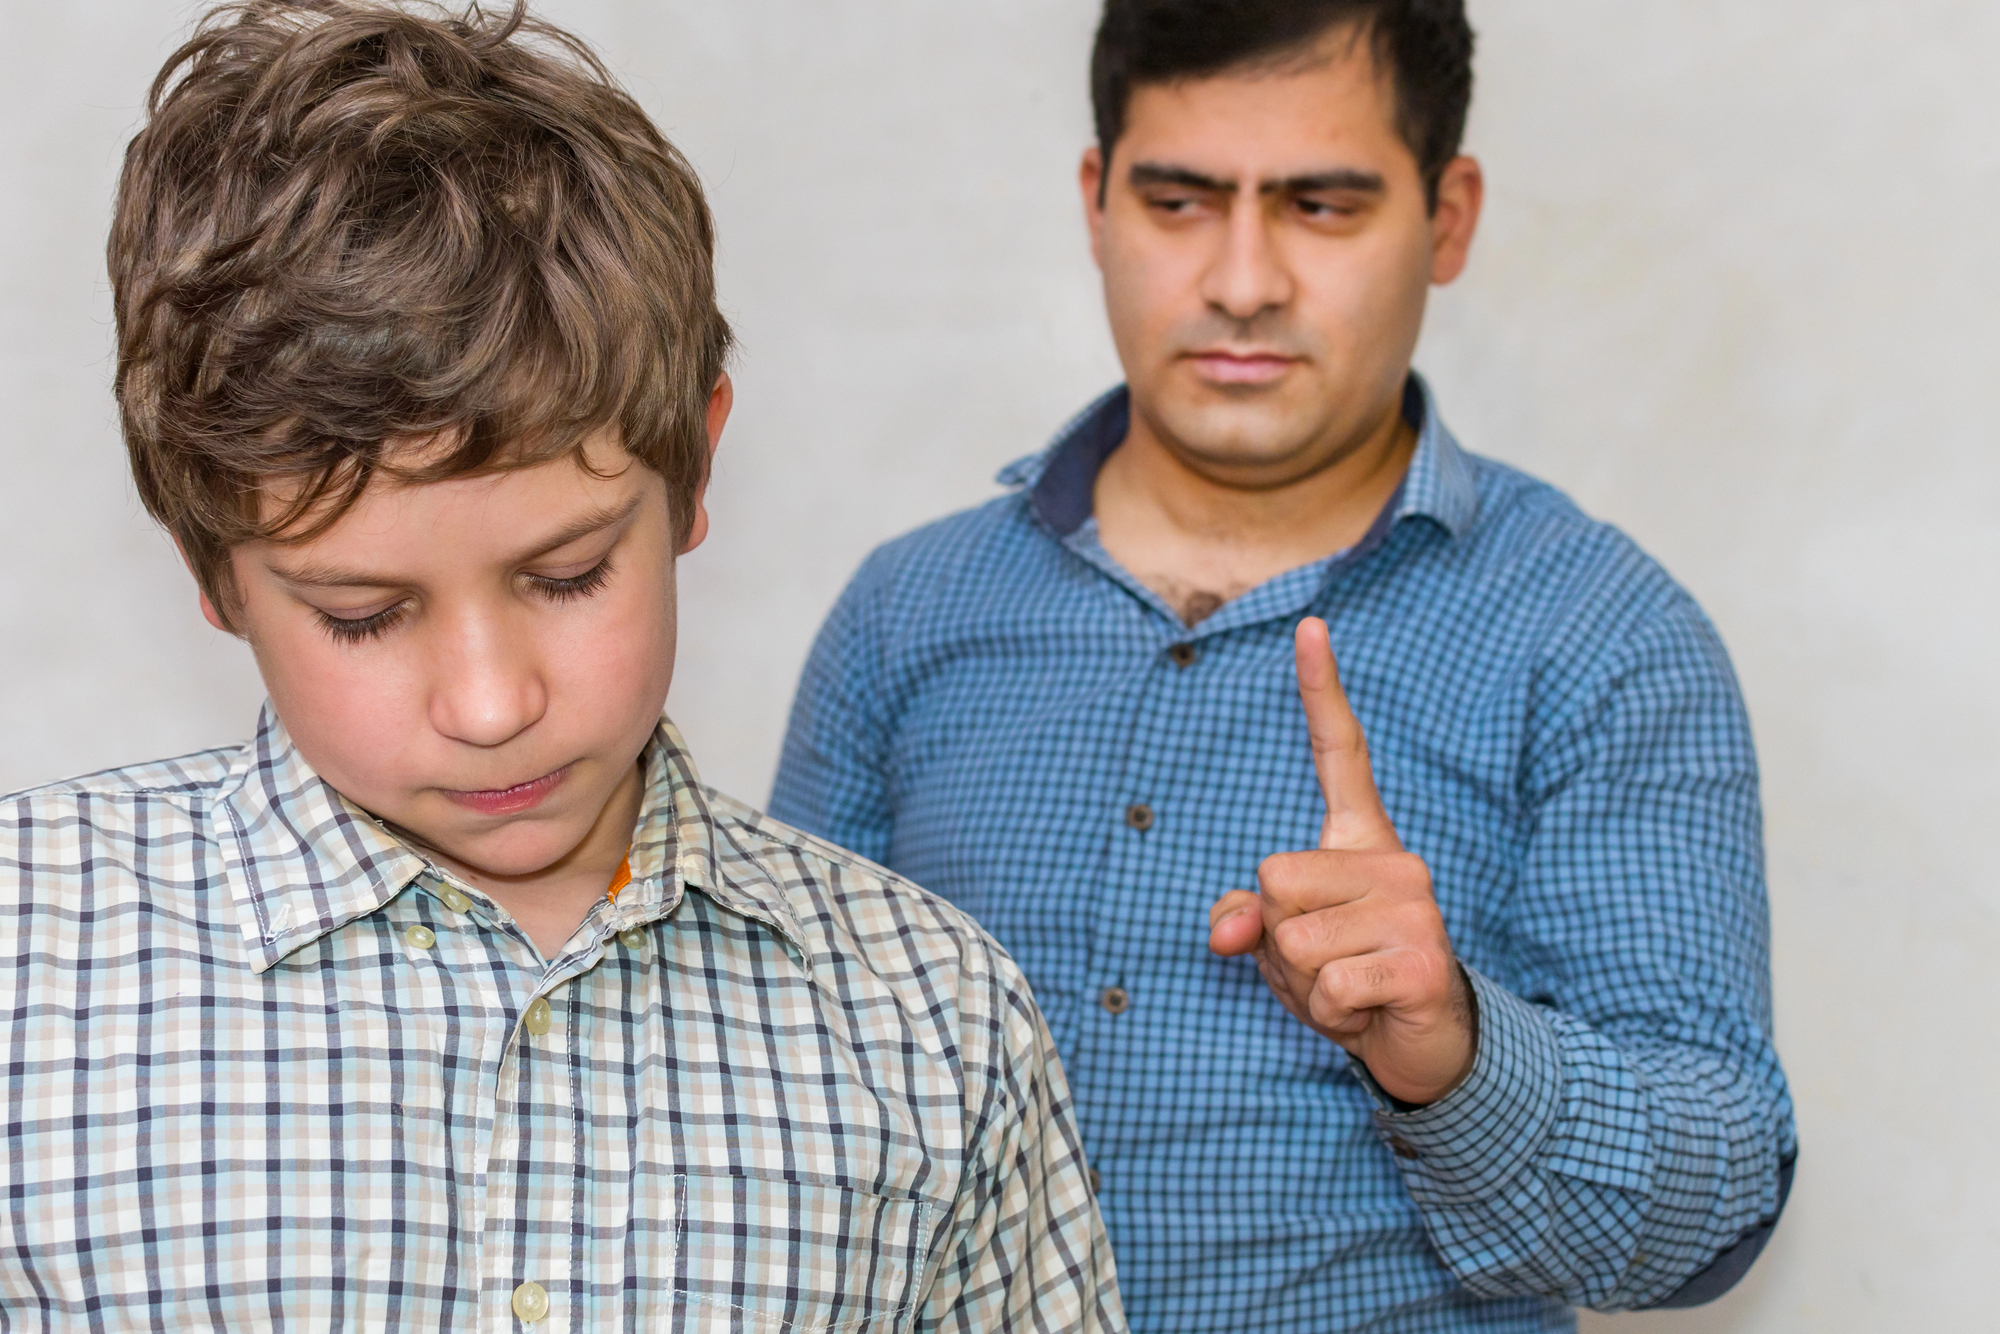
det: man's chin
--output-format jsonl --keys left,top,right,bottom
{"left": 1157, "top": 410, "right": 1327, "bottom": 478}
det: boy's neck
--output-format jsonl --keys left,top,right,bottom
{"left": 408, "top": 756, "right": 647, "bottom": 959}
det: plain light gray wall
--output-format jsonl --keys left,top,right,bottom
{"left": 3, "top": 2, "right": 1994, "bottom": 1329}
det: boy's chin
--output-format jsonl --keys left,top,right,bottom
{"left": 397, "top": 806, "right": 597, "bottom": 884}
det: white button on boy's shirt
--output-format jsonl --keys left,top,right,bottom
{"left": 523, "top": 996, "right": 553, "bottom": 1035}
{"left": 0, "top": 706, "right": 1121, "bottom": 1332}
{"left": 512, "top": 1281, "right": 550, "bottom": 1322}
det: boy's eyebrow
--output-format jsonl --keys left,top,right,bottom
{"left": 1126, "top": 161, "right": 1387, "bottom": 196}
{"left": 515, "top": 495, "right": 645, "bottom": 562}
{"left": 268, "top": 495, "right": 643, "bottom": 589}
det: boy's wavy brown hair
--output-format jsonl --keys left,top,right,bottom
{"left": 110, "top": 0, "right": 731, "bottom": 628}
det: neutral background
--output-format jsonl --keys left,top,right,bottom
{"left": 4, "top": 2, "right": 1994, "bottom": 1328}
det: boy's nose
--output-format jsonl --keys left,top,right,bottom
{"left": 427, "top": 616, "right": 548, "bottom": 748}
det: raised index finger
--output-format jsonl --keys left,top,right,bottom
{"left": 1295, "top": 617, "right": 1401, "bottom": 852}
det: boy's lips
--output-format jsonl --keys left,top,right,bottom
{"left": 442, "top": 764, "right": 573, "bottom": 816}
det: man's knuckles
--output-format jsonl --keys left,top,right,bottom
{"left": 1268, "top": 910, "right": 1335, "bottom": 970}
{"left": 1308, "top": 945, "right": 1454, "bottom": 1014}
{"left": 1255, "top": 848, "right": 1431, "bottom": 909}
{"left": 1260, "top": 889, "right": 1444, "bottom": 976}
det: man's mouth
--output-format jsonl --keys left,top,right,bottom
{"left": 441, "top": 764, "right": 573, "bottom": 816}
{"left": 1185, "top": 349, "right": 1299, "bottom": 385}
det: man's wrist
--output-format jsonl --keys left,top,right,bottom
{"left": 1352, "top": 967, "right": 1563, "bottom": 1197}
{"left": 1363, "top": 959, "right": 1480, "bottom": 1111}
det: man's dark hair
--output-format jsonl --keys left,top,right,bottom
{"left": 1090, "top": 0, "right": 1475, "bottom": 208}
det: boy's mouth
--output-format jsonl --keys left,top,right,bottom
{"left": 442, "top": 764, "right": 573, "bottom": 816}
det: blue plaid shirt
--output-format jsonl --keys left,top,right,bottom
{"left": 771, "top": 379, "right": 1796, "bottom": 1333}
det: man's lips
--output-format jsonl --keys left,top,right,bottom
{"left": 1185, "top": 350, "right": 1300, "bottom": 385}
{"left": 441, "top": 764, "right": 573, "bottom": 816}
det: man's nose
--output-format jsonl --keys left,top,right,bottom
{"left": 426, "top": 608, "right": 548, "bottom": 749}
{"left": 1201, "top": 194, "right": 1294, "bottom": 322}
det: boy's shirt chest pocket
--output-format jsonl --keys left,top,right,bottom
{"left": 672, "top": 1173, "right": 933, "bottom": 1333}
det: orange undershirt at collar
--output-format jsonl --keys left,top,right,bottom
{"left": 605, "top": 854, "right": 633, "bottom": 904}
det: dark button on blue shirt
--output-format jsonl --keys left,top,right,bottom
{"left": 772, "top": 379, "right": 1796, "bottom": 1333}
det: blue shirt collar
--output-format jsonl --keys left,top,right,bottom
{"left": 997, "top": 372, "right": 1480, "bottom": 541}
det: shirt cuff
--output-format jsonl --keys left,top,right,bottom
{"left": 1352, "top": 966, "right": 1564, "bottom": 1202}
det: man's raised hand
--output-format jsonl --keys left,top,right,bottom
{"left": 1207, "top": 617, "right": 1476, "bottom": 1106}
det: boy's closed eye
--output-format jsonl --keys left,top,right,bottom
{"left": 306, "top": 555, "right": 619, "bottom": 645}
{"left": 267, "top": 490, "right": 643, "bottom": 645}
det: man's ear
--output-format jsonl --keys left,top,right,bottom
{"left": 681, "top": 371, "right": 733, "bottom": 556}
{"left": 1429, "top": 156, "right": 1484, "bottom": 286}
{"left": 1080, "top": 146, "right": 1109, "bottom": 271}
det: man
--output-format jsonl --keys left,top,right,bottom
{"left": 0, "top": 3, "right": 1122, "bottom": 1327}
{"left": 772, "top": 1, "right": 1796, "bottom": 1329}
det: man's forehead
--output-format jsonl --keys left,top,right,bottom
{"left": 1118, "top": 28, "right": 1403, "bottom": 166}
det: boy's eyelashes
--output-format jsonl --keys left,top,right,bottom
{"left": 308, "top": 557, "right": 619, "bottom": 645}
{"left": 525, "top": 557, "right": 614, "bottom": 603}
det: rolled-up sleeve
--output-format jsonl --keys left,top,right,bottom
{"left": 1353, "top": 596, "right": 1796, "bottom": 1310}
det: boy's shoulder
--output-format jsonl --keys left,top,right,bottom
{"left": 700, "top": 785, "right": 1039, "bottom": 1027}
{"left": 2, "top": 744, "right": 250, "bottom": 961}
{"left": 3, "top": 744, "right": 244, "bottom": 862}
{"left": 9, "top": 745, "right": 243, "bottom": 804}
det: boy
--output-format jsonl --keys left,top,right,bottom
{"left": 0, "top": 3, "right": 1120, "bottom": 1329}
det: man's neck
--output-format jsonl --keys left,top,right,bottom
{"left": 1091, "top": 397, "right": 1417, "bottom": 627}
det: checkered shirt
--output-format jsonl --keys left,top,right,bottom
{"left": 770, "top": 378, "right": 1798, "bottom": 1333}
{"left": 0, "top": 710, "right": 1123, "bottom": 1332}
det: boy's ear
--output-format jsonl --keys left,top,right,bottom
{"left": 197, "top": 589, "right": 233, "bottom": 635}
{"left": 681, "top": 372, "right": 733, "bottom": 556}
{"left": 705, "top": 371, "right": 733, "bottom": 454}
{"left": 171, "top": 536, "right": 240, "bottom": 636}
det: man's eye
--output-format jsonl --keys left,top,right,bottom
{"left": 1297, "top": 197, "right": 1362, "bottom": 220}
{"left": 526, "top": 557, "right": 614, "bottom": 603}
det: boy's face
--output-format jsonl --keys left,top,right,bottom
{"left": 207, "top": 402, "right": 722, "bottom": 884}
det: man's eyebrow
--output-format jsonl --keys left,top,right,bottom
{"left": 1268, "top": 168, "right": 1386, "bottom": 195}
{"left": 1126, "top": 162, "right": 1388, "bottom": 197}
{"left": 268, "top": 494, "right": 642, "bottom": 589}
{"left": 1128, "top": 162, "right": 1234, "bottom": 192}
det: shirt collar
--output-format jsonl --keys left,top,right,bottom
{"left": 216, "top": 705, "right": 809, "bottom": 972}
{"left": 998, "top": 372, "right": 1480, "bottom": 540}
{"left": 643, "top": 719, "right": 813, "bottom": 964}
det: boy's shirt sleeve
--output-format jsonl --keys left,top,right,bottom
{"left": 771, "top": 551, "right": 895, "bottom": 863}
{"left": 917, "top": 949, "right": 1125, "bottom": 1334}
{"left": 1351, "top": 596, "right": 1797, "bottom": 1311}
